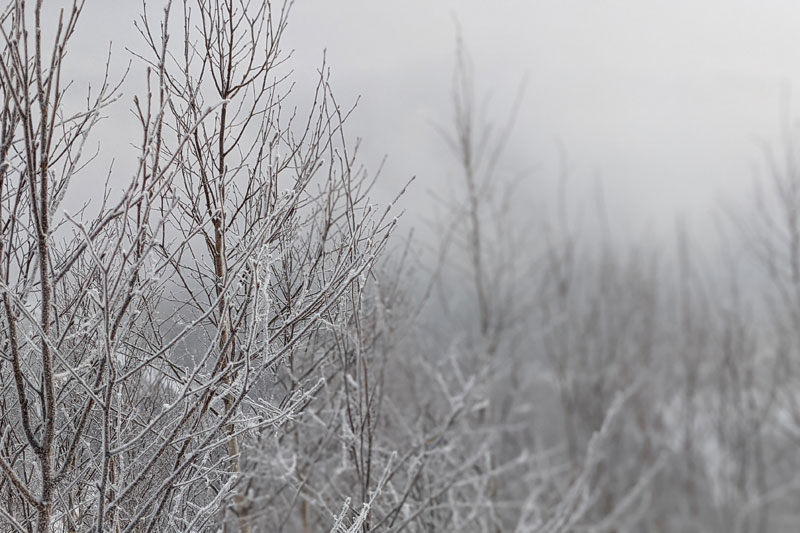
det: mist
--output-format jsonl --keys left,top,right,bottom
{"left": 3, "top": 1, "right": 800, "bottom": 531}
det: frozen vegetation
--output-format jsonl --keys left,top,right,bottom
{"left": 2, "top": 1, "right": 800, "bottom": 532}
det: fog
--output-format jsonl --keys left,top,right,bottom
{"left": 66, "top": 1, "right": 800, "bottom": 237}
{"left": 282, "top": 1, "right": 800, "bottom": 239}
{"left": 5, "top": 1, "right": 800, "bottom": 531}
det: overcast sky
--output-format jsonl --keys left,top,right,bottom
{"left": 284, "top": 1, "right": 800, "bottom": 239}
{"left": 68, "top": 1, "right": 800, "bottom": 240}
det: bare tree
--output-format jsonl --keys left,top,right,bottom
{"left": 0, "top": 1, "right": 398, "bottom": 531}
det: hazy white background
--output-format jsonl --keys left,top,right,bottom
{"left": 68, "top": 1, "right": 800, "bottom": 238}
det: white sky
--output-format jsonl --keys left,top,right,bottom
{"left": 284, "top": 1, "right": 800, "bottom": 239}
{"left": 64, "top": 1, "right": 800, "bottom": 239}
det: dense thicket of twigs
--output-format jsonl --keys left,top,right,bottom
{"left": 1, "top": 1, "right": 800, "bottom": 532}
